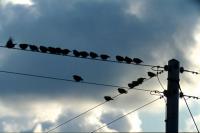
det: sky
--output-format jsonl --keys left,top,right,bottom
{"left": 0, "top": 0, "right": 200, "bottom": 132}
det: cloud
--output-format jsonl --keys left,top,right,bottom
{"left": 0, "top": 0, "right": 200, "bottom": 132}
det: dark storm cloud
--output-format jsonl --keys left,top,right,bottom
{"left": 0, "top": 0, "right": 199, "bottom": 100}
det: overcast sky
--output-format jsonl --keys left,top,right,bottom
{"left": 0, "top": 0, "right": 200, "bottom": 132}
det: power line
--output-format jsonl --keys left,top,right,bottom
{"left": 0, "top": 70, "right": 157, "bottom": 93}
{"left": 91, "top": 96, "right": 163, "bottom": 133}
{"left": 178, "top": 84, "right": 199, "bottom": 133}
{"left": 0, "top": 45, "right": 164, "bottom": 68}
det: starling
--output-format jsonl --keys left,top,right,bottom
{"left": 124, "top": 56, "right": 132, "bottom": 64}
{"left": 100, "top": 54, "right": 110, "bottom": 60}
{"left": 104, "top": 96, "right": 113, "bottom": 101}
{"left": 132, "top": 81, "right": 140, "bottom": 87}
{"left": 133, "top": 58, "right": 143, "bottom": 64}
{"left": 48, "top": 47, "right": 57, "bottom": 54}
{"left": 118, "top": 88, "right": 127, "bottom": 94}
{"left": 148, "top": 72, "right": 157, "bottom": 78}
{"left": 19, "top": 44, "right": 28, "bottom": 50}
{"left": 29, "top": 45, "right": 39, "bottom": 52}
{"left": 116, "top": 55, "right": 124, "bottom": 62}
{"left": 80, "top": 51, "right": 89, "bottom": 58}
{"left": 55, "top": 47, "right": 62, "bottom": 54}
{"left": 137, "top": 78, "right": 146, "bottom": 84}
{"left": 6, "top": 38, "right": 15, "bottom": 48}
{"left": 62, "top": 49, "right": 71, "bottom": 55}
{"left": 73, "top": 50, "right": 81, "bottom": 57}
{"left": 39, "top": 46, "right": 48, "bottom": 53}
{"left": 89, "top": 52, "right": 98, "bottom": 59}
{"left": 73, "top": 75, "right": 83, "bottom": 82}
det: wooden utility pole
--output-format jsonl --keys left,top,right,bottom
{"left": 166, "top": 59, "right": 180, "bottom": 132}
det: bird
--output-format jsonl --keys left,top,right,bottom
{"left": 48, "top": 47, "right": 57, "bottom": 54}
{"left": 118, "top": 88, "right": 127, "bottom": 94}
{"left": 128, "top": 83, "right": 134, "bottom": 89}
{"left": 104, "top": 96, "right": 113, "bottom": 101}
{"left": 137, "top": 78, "right": 146, "bottom": 84}
{"left": 61, "top": 49, "right": 71, "bottom": 55}
{"left": 133, "top": 58, "right": 143, "bottom": 64}
{"left": 132, "top": 81, "right": 140, "bottom": 87}
{"left": 80, "top": 51, "right": 89, "bottom": 58}
{"left": 100, "top": 54, "right": 110, "bottom": 60}
{"left": 73, "top": 50, "right": 81, "bottom": 57}
{"left": 73, "top": 75, "right": 83, "bottom": 82}
{"left": 39, "top": 46, "right": 48, "bottom": 53}
{"left": 5, "top": 38, "right": 15, "bottom": 48}
{"left": 55, "top": 47, "right": 62, "bottom": 54}
{"left": 19, "top": 44, "right": 28, "bottom": 50}
{"left": 147, "top": 72, "right": 157, "bottom": 78}
{"left": 29, "top": 45, "right": 39, "bottom": 52}
{"left": 89, "top": 52, "right": 98, "bottom": 59}
{"left": 124, "top": 56, "right": 132, "bottom": 64}
{"left": 115, "top": 55, "right": 124, "bottom": 62}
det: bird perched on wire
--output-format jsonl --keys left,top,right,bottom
{"left": 115, "top": 55, "right": 124, "bottom": 62}
{"left": 137, "top": 78, "right": 146, "bottom": 84}
{"left": 128, "top": 81, "right": 140, "bottom": 89}
{"left": 148, "top": 72, "right": 157, "bottom": 78}
{"left": 100, "top": 54, "right": 110, "bottom": 60}
{"left": 5, "top": 37, "right": 15, "bottom": 48}
{"left": 48, "top": 47, "right": 57, "bottom": 54}
{"left": 73, "top": 75, "right": 83, "bottom": 82}
{"left": 89, "top": 52, "right": 98, "bottom": 59}
{"left": 124, "top": 56, "right": 132, "bottom": 64}
{"left": 80, "top": 51, "right": 89, "bottom": 58}
{"left": 62, "top": 49, "right": 71, "bottom": 55}
{"left": 133, "top": 58, "right": 143, "bottom": 64}
{"left": 104, "top": 96, "right": 113, "bottom": 101}
{"left": 39, "top": 46, "right": 48, "bottom": 53}
{"left": 29, "top": 45, "right": 39, "bottom": 52}
{"left": 19, "top": 44, "right": 28, "bottom": 50}
{"left": 73, "top": 50, "right": 81, "bottom": 57}
{"left": 55, "top": 47, "right": 62, "bottom": 54}
{"left": 118, "top": 88, "right": 127, "bottom": 94}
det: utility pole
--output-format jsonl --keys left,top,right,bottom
{"left": 165, "top": 59, "right": 180, "bottom": 132}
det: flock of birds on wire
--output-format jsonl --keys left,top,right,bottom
{"left": 5, "top": 38, "right": 144, "bottom": 64}
{"left": 73, "top": 72, "right": 157, "bottom": 102}
{"left": 5, "top": 38, "right": 159, "bottom": 102}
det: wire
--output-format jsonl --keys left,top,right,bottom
{"left": 46, "top": 101, "right": 107, "bottom": 133}
{"left": 0, "top": 70, "right": 156, "bottom": 93}
{"left": 46, "top": 93, "right": 122, "bottom": 133}
{"left": 90, "top": 96, "right": 163, "bottom": 133}
{"left": 0, "top": 46, "right": 164, "bottom": 68}
{"left": 178, "top": 84, "right": 199, "bottom": 133}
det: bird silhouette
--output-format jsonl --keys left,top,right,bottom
{"left": 48, "top": 47, "right": 57, "bottom": 54}
{"left": 29, "top": 45, "right": 39, "bottom": 52}
{"left": 89, "top": 52, "right": 98, "bottom": 59}
{"left": 118, "top": 88, "right": 127, "bottom": 94}
{"left": 147, "top": 72, "right": 157, "bottom": 78}
{"left": 133, "top": 58, "right": 143, "bottom": 64}
{"left": 73, "top": 75, "right": 83, "bottom": 82}
{"left": 39, "top": 46, "right": 48, "bottom": 53}
{"left": 19, "top": 44, "right": 28, "bottom": 50}
{"left": 124, "top": 56, "right": 132, "bottom": 64}
{"left": 61, "top": 49, "right": 71, "bottom": 55}
{"left": 130, "top": 81, "right": 140, "bottom": 88}
{"left": 6, "top": 38, "right": 15, "bottom": 48}
{"left": 115, "top": 55, "right": 124, "bottom": 62}
{"left": 73, "top": 50, "right": 81, "bottom": 57}
{"left": 80, "top": 51, "right": 89, "bottom": 58}
{"left": 100, "top": 54, "right": 110, "bottom": 60}
{"left": 104, "top": 96, "right": 113, "bottom": 101}
{"left": 55, "top": 47, "right": 62, "bottom": 54}
{"left": 137, "top": 78, "right": 146, "bottom": 84}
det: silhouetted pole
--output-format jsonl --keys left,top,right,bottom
{"left": 166, "top": 59, "right": 180, "bottom": 133}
